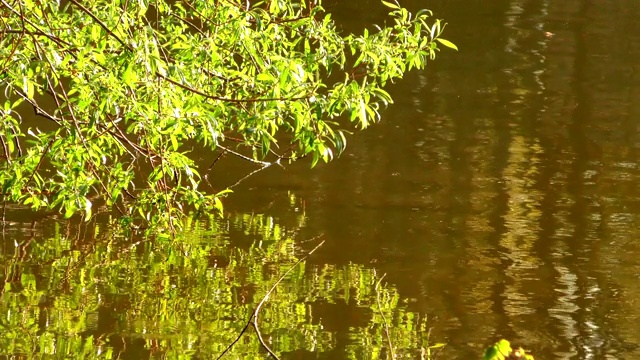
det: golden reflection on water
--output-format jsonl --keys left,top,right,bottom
{"left": 500, "top": 135, "right": 544, "bottom": 318}
{"left": 309, "top": 0, "right": 640, "bottom": 357}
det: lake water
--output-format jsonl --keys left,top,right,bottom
{"left": 2, "top": 0, "right": 640, "bottom": 358}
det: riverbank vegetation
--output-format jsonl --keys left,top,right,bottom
{"left": 0, "top": 0, "right": 455, "bottom": 231}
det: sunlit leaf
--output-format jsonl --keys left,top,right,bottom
{"left": 122, "top": 62, "right": 138, "bottom": 87}
{"left": 64, "top": 204, "right": 76, "bottom": 219}
{"left": 381, "top": 0, "right": 400, "bottom": 9}
{"left": 436, "top": 38, "right": 458, "bottom": 50}
{"left": 84, "top": 198, "right": 92, "bottom": 221}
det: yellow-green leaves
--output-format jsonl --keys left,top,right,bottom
{"left": 1, "top": 0, "right": 454, "bottom": 229}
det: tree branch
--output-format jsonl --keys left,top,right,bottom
{"left": 216, "top": 238, "right": 325, "bottom": 359}
{"left": 159, "top": 74, "right": 310, "bottom": 103}
{"left": 375, "top": 273, "right": 395, "bottom": 359}
{"left": 66, "top": 0, "right": 133, "bottom": 52}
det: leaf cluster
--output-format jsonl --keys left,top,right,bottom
{"left": 0, "top": 0, "right": 455, "bottom": 228}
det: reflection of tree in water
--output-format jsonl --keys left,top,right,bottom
{"left": 0, "top": 205, "right": 444, "bottom": 359}
{"left": 498, "top": 134, "right": 544, "bottom": 340}
{"left": 496, "top": 0, "right": 640, "bottom": 357}
{"left": 500, "top": 135, "right": 543, "bottom": 294}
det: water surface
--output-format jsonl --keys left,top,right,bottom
{"left": 3, "top": 0, "right": 640, "bottom": 358}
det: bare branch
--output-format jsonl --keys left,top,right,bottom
{"left": 216, "top": 238, "right": 325, "bottom": 359}
{"left": 24, "top": 138, "right": 53, "bottom": 187}
{"left": 217, "top": 144, "right": 272, "bottom": 166}
{"left": 375, "top": 273, "right": 395, "bottom": 359}
{"left": 0, "top": 134, "right": 10, "bottom": 164}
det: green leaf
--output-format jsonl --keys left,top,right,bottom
{"left": 93, "top": 52, "right": 106, "bottom": 65}
{"left": 483, "top": 346, "right": 500, "bottom": 360}
{"left": 484, "top": 339, "right": 512, "bottom": 360}
{"left": 64, "top": 204, "right": 76, "bottom": 219}
{"left": 122, "top": 62, "right": 138, "bottom": 87}
{"left": 170, "top": 134, "right": 179, "bottom": 151}
{"left": 256, "top": 73, "right": 273, "bottom": 82}
{"left": 436, "top": 38, "right": 458, "bottom": 50}
{"left": 213, "top": 197, "right": 224, "bottom": 213}
{"left": 381, "top": 0, "right": 400, "bottom": 9}
{"left": 23, "top": 77, "right": 35, "bottom": 99}
{"left": 496, "top": 339, "right": 512, "bottom": 355}
{"left": 358, "top": 98, "right": 368, "bottom": 128}
{"left": 150, "top": 168, "right": 164, "bottom": 183}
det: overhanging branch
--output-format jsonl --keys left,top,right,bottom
{"left": 159, "top": 74, "right": 311, "bottom": 103}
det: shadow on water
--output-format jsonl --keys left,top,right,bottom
{"left": 3, "top": 0, "right": 640, "bottom": 359}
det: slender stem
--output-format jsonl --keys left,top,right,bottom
{"left": 66, "top": 0, "right": 132, "bottom": 51}
{"left": 376, "top": 273, "right": 395, "bottom": 359}
{"left": 217, "top": 144, "right": 271, "bottom": 166}
{"left": 217, "top": 238, "right": 325, "bottom": 359}
{"left": 0, "top": 135, "right": 10, "bottom": 165}
{"left": 160, "top": 74, "right": 310, "bottom": 103}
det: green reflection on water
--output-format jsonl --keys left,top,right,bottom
{"left": 0, "top": 210, "right": 441, "bottom": 359}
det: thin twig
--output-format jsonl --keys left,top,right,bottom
{"left": 105, "top": 119, "right": 157, "bottom": 159}
{"left": 181, "top": 0, "right": 216, "bottom": 29}
{"left": 0, "top": 29, "right": 25, "bottom": 75}
{"left": 160, "top": 74, "right": 310, "bottom": 103}
{"left": 24, "top": 138, "right": 53, "bottom": 187}
{"left": 9, "top": 84, "right": 63, "bottom": 125}
{"left": 0, "top": 135, "right": 10, "bottom": 164}
{"left": 216, "top": 238, "right": 325, "bottom": 359}
{"left": 170, "top": 13, "right": 206, "bottom": 36}
{"left": 217, "top": 144, "right": 271, "bottom": 166}
{"left": 253, "top": 238, "right": 325, "bottom": 358}
{"left": 375, "top": 273, "right": 395, "bottom": 359}
{"left": 226, "top": 162, "right": 274, "bottom": 190}
{"left": 205, "top": 149, "right": 227, "bottom": 173}
{"left": 66, "top": 0, "right": 132, "bottom": 51}
{"left": 203, "top": 150, "right": 283, "bottom": 191}
{"left": 0, "top": 29, "right": 69, "bottom": 45}
{"left": 0, "top": 0, "right": 70, "bottom": 48}
{"left": 216, "top": 313, "right": 253, "bottom": 360}
{"left": 202, "top": 149, "right": 227, "bottom": 188}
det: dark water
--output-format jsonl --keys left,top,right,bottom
{"left": 3, "top": 0, "right": 640, "bottom": 359}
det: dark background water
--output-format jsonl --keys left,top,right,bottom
{"left": 2, "top": 0, "right": 640, "bottom": 358}
{"left": 222, "top": 0, "right": 640, "bottom": 358}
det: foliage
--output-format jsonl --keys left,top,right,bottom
{"left": 0, "top": 0, "right": 455, "bottom": 229}
{"left": 484, "top": 339, "right": 535, "bottom": 360}
{"left": 0, "top": 206, "right": 444, "bottom": 359}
